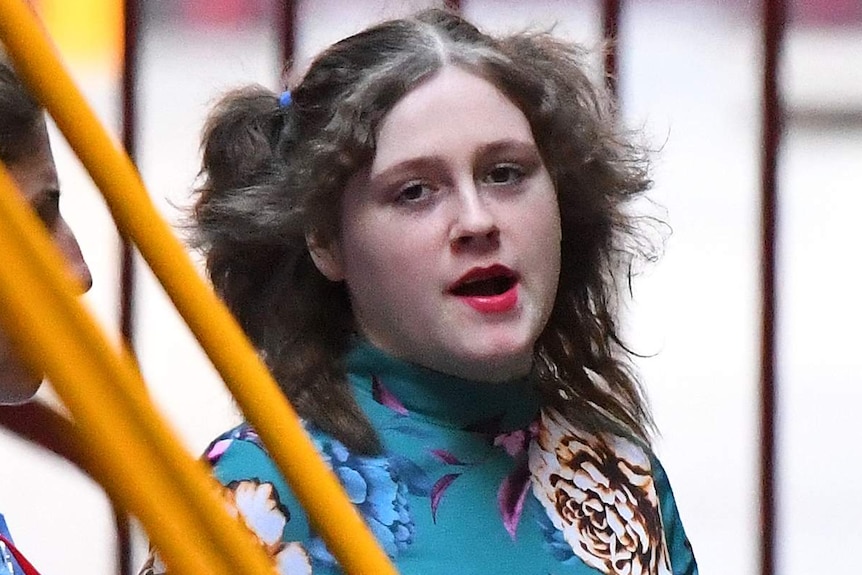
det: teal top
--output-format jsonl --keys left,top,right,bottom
{"left": 152, "top": 342, "right": 698, "bottom": 575}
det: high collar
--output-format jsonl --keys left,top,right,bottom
{"left": 346, "top": 340, "right": 540, "bottom": 433}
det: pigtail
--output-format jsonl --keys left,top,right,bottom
{"left": 192, "top": 86, "right": 292, "bottom": 341}
{"left": 199, "top": 86, "right": 285, "bottom": 194}
{"left": 192, "top": 85, "right": 382, "bottom": 454}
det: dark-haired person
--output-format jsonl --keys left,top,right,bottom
{"left": 1, "top": 58, "right": 92, "bottom": 575}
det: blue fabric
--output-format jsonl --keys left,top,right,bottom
{"left": 0, "top": 514, "right": 24, "bottom": 575}
{"left": 206, "top": 341, "right": 699, "bottom": 575}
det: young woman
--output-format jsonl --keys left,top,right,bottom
{"left": 0, "top": 58, "right": 92, "bottom": 575}
{"left": 143, "top": 9, "right": 697, "bottom": 575}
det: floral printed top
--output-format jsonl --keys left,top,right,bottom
{"left": 141, "top": 341, "right": 698, "bottom": 575}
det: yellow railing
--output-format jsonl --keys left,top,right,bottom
{"left": 0, "top": 164, "right": 277, "bottom": 575}
{"left": 0, "top": 0, "right": 398, "bottom": 573}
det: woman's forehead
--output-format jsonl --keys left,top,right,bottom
{"left": 370, "top": 67, "right": 534, "bottom": 175}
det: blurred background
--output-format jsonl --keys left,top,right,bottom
{"left": 0, "top": 0, "right": 860, "bottom": 573}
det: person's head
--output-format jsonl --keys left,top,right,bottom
{"left": 194, "top": 9, "right": 658, "bottom": 451}
{"left": 0, "top": 59, "right": 92, "bottom": 403}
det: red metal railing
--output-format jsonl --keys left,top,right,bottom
{"left": 759, "top": 1, "right": 787, "bottom": 574}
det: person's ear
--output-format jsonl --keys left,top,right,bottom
{"left": 306, "top": 232, "right": 345, "bottom": 281}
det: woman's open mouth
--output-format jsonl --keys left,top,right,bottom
{"left": 448, "top": 265, "right": 519, "bottom": 313}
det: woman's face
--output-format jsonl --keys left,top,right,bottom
{"left": 0, "top": 119, "right": 92, "bottom": 404}
{"left": 310, "top": 66, "right": 561, "bottom": 382}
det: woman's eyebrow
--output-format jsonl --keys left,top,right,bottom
{"left": 369, "top": 156, "right": 445, "bottom": 183}
{"left": 372, "top": 139, "right": 540, "bottom": 177}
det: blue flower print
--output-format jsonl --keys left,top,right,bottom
{"left": 307, "top": 434, "right": 414, "bottom": 567}
{"left": 535, "top": 503, "right": 576, "bottom": 563}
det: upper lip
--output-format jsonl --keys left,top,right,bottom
{"left": 448, "top": 264, "right": 519, "bottom": 294}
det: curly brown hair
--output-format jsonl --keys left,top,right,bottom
{"left": 193, "top": 9, "right": 660, "bottom": 454}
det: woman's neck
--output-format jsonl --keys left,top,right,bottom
{"left": 345, "top": 339, "right": 540, "bottom": 432}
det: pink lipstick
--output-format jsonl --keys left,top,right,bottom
{"left": 448, "top": 265, "right": 519, "bottom": 313}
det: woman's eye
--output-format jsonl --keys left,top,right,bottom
{"left": 483, "top": 164, "right": 524, "bottom": 186}
{"left": 396, "top": 182, "right": 431, "bottom": 204}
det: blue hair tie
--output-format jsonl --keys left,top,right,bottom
{"left": 279, "top": 90, "right": 292, "bottom": 107}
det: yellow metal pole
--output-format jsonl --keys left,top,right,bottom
{"left": 0, "top": 164, "right": 278, "bottom": 575}
{"left": 0, "top": 1, "right": 398, "bottom": 573}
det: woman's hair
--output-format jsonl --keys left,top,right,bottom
{"left": 0, "top": 59, "right": 44, "bottom": 165}
{"left": 194, "top": 9, "right": 659, "bottom": 454}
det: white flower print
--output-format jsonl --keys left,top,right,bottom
{"left": 138, "top": 479, "right": 312, "bottom": 575}
{"left": 529, "top": 409, "right": 672, "bottom": 575}
{"left": 224, "top": 479, "right": 313, "bottom": 575}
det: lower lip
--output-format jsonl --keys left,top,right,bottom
{"left": 459, "top": 284, "right": 519, "bottom": 313}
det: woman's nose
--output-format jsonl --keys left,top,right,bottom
{"left": 55, "top": 217, "right": 92, "bottom": 293}
{"left": 449, "top": 185, "right": 499, "bottom": 251}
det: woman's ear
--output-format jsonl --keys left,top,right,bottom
{"left": 306, "top": 232, "right": 345, "bottom": 281}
